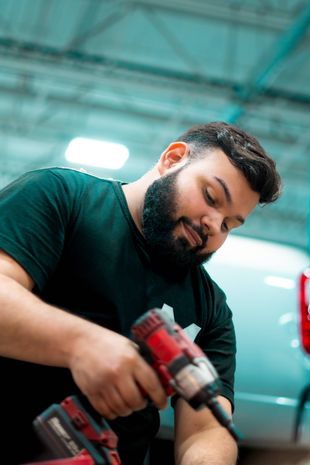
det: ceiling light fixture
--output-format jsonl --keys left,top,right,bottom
{"left": 65, "top": 137, "right": 129, "bottom": 169}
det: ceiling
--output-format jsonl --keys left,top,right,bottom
{"left": 0, "top": 0, "right": 309, "bottom": 251}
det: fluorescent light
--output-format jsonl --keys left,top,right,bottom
{"left": 65, "top": 137, "right": 129, "bottom": 169}
{"left": 264, "top": 275, "right": 295, "bottom": 289}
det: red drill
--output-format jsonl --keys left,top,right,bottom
{"left": 29, "top": 308, "right": 241, "bottom": 465}
{"left": 131, "top": 308, "right": 242, "bottom": 442}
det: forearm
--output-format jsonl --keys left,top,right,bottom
{"left": 0, "top": 269, "right": 167, "bottom": 419}
{"left": 175, "top": 427, "right": 238, "bottom": 465}
{"left": 0, "top": 273, "right": 98, "bottom": 367}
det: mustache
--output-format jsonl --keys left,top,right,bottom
{"left": 181, "top": 217, "right": 208, "bottom": 249}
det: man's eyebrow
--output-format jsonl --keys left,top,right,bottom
{"left": 214, "top": 176, "right": 245, "bottom": 225}
{"left": 214, "top": 176, "right": 232, "bottom": 204}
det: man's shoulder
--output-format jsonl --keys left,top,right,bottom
{"left": 197, "top": 264, "right": 228, "bottom": 306}
{"left": 28, "top": 166, "right": 113, "bottom": 183}
{"left": 17, "top": 167, "right": 118, "bottom": 192}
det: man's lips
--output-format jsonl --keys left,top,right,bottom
{"left": 182, "top": 221, "right": 204, "bottom": 248}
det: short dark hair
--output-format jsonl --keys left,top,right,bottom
{"left": 177, "top": 121, "right": 282, "bottom": 204}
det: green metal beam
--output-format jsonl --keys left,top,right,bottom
{"left": 227, "top": 3, "right": 310, "bottom": 123}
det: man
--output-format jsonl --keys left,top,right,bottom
{"left": 0, "top": 122, "right": 281, "bottom": 465}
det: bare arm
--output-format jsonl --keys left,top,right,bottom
{"left": 0, "top": 250, "right": 167, "bottom": 418}
{"left": 174, "top": 396, "right": 238, "bottom": 465}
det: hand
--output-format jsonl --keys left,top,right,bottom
{"left": 69, "top": 323, "right": 167, "bottom": 419}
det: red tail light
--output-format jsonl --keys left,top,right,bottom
{"left": 300, "top": 268, "right": 310, "bottom": 353}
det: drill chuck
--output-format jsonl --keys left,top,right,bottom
{"left": 169, "top": 360, "right": 220, "bottom": 408}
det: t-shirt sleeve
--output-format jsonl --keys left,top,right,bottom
{"left": 0, "top": 168, "right": 79, "bottom": 291}
{"left": 171, "top": 268, "right": 236, "bottom": 412}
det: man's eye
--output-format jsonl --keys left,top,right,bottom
{"left": 222, "top": 221, "right": 229, "bottom": 232}
{"left": 205, "top": 190, "right": 216, "bottom": 206}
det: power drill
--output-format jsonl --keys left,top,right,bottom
{"left": 131, "top": 308, "right": 242, "bottom": 441}
{"left": 29, "top": 308, "right": 241, "bottom": 465}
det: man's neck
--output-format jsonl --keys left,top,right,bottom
{"left": 122, "top": 168, "right": 158, "bottom": 234}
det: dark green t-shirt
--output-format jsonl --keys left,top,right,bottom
{"left": 0, "top": 168, "right": 236, "bottom": 465}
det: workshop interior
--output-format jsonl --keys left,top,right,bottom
{"left": 0, "top": 1, "right": 309, "bottom": 465}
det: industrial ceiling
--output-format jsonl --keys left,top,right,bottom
{"left": 0, "top": 0, "right": 309, "bottom": 250}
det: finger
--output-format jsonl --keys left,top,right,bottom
{"left": 90, "top": 396, "right": 118, "bottom": 419}
{"left": 104, "top": 388, "right": 135, "bottom": 417}
{"left": 91, "top": 389, "right": 132, "bottom": 419}
{"left": 117, "top": 377, "right": 148, "bottom": 412}
{"left": 134, "top": 359, "right": 167, "bottom": 409}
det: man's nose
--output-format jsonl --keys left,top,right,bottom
{"left": 201, "top": 212, "right": 223, "bottom": 235}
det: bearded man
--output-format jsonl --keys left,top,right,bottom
{"left": 0, "top": 122, "right": 281, "bottom": 465}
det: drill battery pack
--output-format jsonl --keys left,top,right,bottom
{"left": 33, "top": 396, "right": 121, "bottom": 465}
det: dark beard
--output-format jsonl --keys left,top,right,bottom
{"left": 142, "top": 167, "right": 214, "bottom": 276}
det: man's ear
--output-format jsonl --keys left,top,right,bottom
{"left": 158, "top": 142, "right": 189, "bottom": 175}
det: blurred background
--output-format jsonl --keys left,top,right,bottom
{"left": 0, "top": 2, "right": 309, "bottom": 464}
{"left": 0, "top": 0, "right": 308, "bottom": 252}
